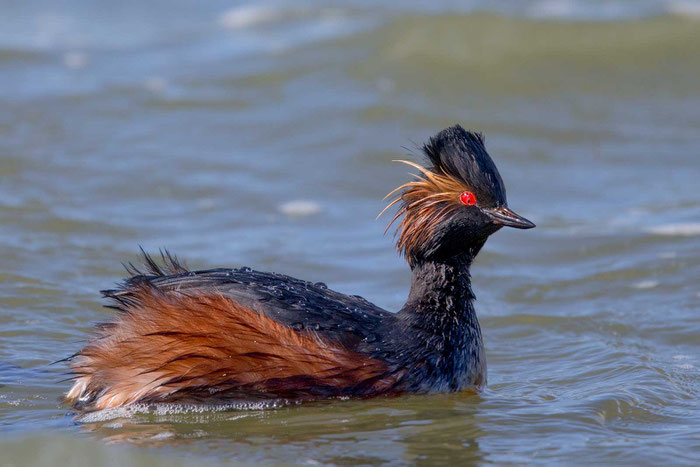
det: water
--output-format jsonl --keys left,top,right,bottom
{"left": 1, "top": 0, "right": 699, "bottom": 464}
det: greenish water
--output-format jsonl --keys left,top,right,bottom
{"left": 1, "top": 1, "right": 699, "bottom": 465}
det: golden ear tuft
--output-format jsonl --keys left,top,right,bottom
{"left": 378, "top": 160, "right": 471, "bottom": 261}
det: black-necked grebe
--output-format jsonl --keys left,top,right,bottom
{"left": 66, "top": 125, "right": 534, "bottom": 411}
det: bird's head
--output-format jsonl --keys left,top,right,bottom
{"left": 381, "top": 125, "right": 535, "bottom": 267}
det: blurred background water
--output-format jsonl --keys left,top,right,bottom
{"left": 1, "top": 0, "right": 699, "bottom": 465}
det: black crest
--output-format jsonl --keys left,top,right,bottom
{"left": 422, "top": 125, "right": 507, "bottom": 207}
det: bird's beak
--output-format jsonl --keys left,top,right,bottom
{"left": 486, "top": 206, "right": 536, "bottom": 230}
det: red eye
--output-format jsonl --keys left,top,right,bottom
{"left": 460, "top": 191, "right": 476, "bottom": 206}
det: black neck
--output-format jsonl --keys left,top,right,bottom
{"left": 374, "top": 249, "right": 487, "bottom": 392}
{"left": 403, "top": 254, "right": 476, "bottom": 314}
{"left": 402, "top": 234, "right": 487, "bottom": 315}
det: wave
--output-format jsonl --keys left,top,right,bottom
{"left": 76, "top": 399, "right": 290, "bottom": 423}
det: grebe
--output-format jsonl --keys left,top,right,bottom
{"left": 66, "top": 125, "right": 534, "bottom": 411}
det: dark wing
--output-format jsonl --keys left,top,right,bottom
{"left": 104, "top": 251, "right": 394, "bottom": 350}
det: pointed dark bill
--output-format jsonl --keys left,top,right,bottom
{"left": 486, "top": 206, "right": 535, "bottom": 229}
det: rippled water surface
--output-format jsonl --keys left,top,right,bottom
{"left": 2, "top": 0, "right": 699, "bottom": 465}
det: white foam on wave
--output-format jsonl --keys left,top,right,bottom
{"left": 528, "top": 0, "right": 577, "bottom": 19}
{"left": 647, "top": 223, "right": 700, "bottom": 236}
{"left": 144, "top": 76, "right": 167, "bottom": 93}
{"left": 666, "top": 1, "right": 700, "bottom": 18}
{"left": 632, "top": 280, "right": 659, "bottom": 289}
{"left": 76, "top": 399, "right": 286, "bottom": 423}
{"left": 672, "top": 355, "right": 695, "bottom": 370}
{"left": 527, "top": 0, "right": 700, "bottom": 21}
{"left": 216, "top": 3, "right": 367, "bottom": 54}
{"left": 675, "top": 363, "right": 695, "bottom": 370}
{"left": 527, "top": 0, "right": 646, "bottom": 20}
{"left": 63, "top": 51, "right": 89, "bottom": 69}
{"left": 218, "top": 5, "right": 279, "bottom": 30}
{"left": 279, "top": 200, "right": 322, "bottom": 217}
{"left": 672, "top": 355, "right": 690, "bottom": 361}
